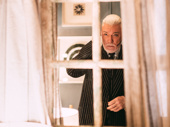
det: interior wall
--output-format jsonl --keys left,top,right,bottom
{"left": 60, "top": 83, "right": 82, "bottom": 109}
{"left": 57, "top": 2, "right": 120, "bottom": 36}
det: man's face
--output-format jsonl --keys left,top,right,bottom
{"left": 101, "top": 23, "right": 122, "bottom": 53}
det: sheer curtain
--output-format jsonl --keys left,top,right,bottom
{"left": 154, "top": 0, "right": 168, "bottom": 126}
{"left": 0, "top": 0, "right": 48, "bottom": 124}
{"left": 121, "top": 0, "right": 170, "bottom": 126}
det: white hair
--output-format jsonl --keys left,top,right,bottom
{"left": 102, "top": 14, "right": 121, "bottom": 26}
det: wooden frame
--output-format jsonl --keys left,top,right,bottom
{"left": 40, "top": 0, "right": 170, "bottom": 127}
{"left": 51, "top": 0, "right": 123, "bottom": 126}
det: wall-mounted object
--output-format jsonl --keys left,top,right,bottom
{"left": 62, "top": 3, "right": 92, "bottom": 26}
{"left": 58, "top": 36, "right": 92, "bottom": 83}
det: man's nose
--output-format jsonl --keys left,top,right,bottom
{"left": 108, "top": 35, "right": 113, "bottom": 43}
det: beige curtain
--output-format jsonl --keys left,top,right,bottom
{"left": 140, "top": 0, "right": 169, "bottom": 126}
{"left": 0, "top": 0, "right": 48, "bottom": 124}
{"left": 121, "top": 0, "right": 170, "bottom": 126}
{"left": 40, "top": 0, "right": 63, "bottom": 126}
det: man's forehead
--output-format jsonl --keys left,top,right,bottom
{"left": 102, "top": 23, "right": 121, "bottom": 27}
{"left": 102, "top": 31, "right": 120, "bottom": 33}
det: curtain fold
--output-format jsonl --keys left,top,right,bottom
{"left": 153, "top": 0, "right": 168, "bottom": 126}
{"left": 122, "top": 0, "right": 169, "bottom": 126}
{"left": 0, "top": 0, "right": 47, "bottom": 123}
{"left": 40, "top": 0, "right": 63, "bottom": 126}
{"left": 0, "top": 0, "right": 7, "bottom": 122}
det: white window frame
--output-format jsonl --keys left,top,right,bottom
{"left": 51, "top": 0, "right": 123, "bottom": 126}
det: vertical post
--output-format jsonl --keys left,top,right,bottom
{"left": 54, "top": 68, "right": 63, "bottom": 126}
{"left": 41, "top": 0, "right": 55, "bottom": 125}
{"left": 93, "top": 66, "right": 102, "bottom": 127}
{"left": 92, "top": 0, "right": 102, "bottom": 127}
{"left": 52, "top": 2, "right": 63, "bottom": 126}
{"left": 92, "top": 0, "right": 101, "bottom": 62}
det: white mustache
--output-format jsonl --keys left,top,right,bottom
{"left": 105, "top": 44, "right": 116, "bottom": 47}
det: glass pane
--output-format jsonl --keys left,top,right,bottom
{"left": 59, "top": 67, "right": 90, "bottom": 126}
{"left": 57, "top": 36, "right": 92, "bottom": 61}
{"left": 56, "top": 1, "right": 125, "bottom": 126}
{"left": 57, "top": 3, "right": 92, "bottom": 37}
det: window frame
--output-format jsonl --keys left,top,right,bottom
{"left": 51, "top": 0, "right": 124, "bottom": 126}
{"left": 40, "top": 0, "right": 170, "bottom": 126}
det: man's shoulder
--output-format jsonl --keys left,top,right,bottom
{"left": 85, "top": 41, "right": 92, "bottom": 47}
{"left": 77, "top": 41, "right": 92, "bottom": 59}
{"left": 81, "top": 41, "right": 92, "bottom": 51}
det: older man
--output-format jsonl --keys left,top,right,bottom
{"left": 67, "top": 14, "right": 126, "bottom": 126}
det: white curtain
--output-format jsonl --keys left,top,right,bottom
{"left": 154, "top": 0, "right": 168, "bottom": 126}
{"left": 0, "top": 0, "right": 48, "bottom": 123}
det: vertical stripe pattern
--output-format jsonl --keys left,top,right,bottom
{"left": 67, "top": 41, "right": 126, "bottom": 126}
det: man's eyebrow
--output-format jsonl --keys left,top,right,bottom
{"left": 102, "top": 31, "right": 120, "bottom": 33}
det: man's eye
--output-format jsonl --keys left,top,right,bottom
{"left": 104, "top": 34, "right": 108, "bottom": 36}
{"left": 113, "top": 34, "right": 118, "bottom": 37}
